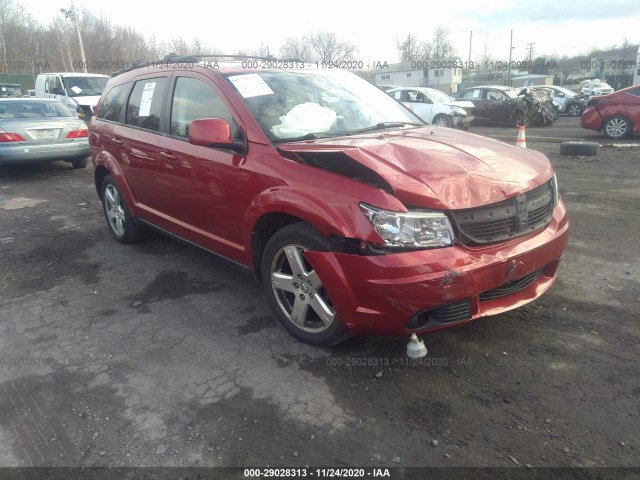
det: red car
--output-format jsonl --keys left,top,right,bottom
{"left": 580, "top": 85, "right": 640, "bottom": 139}
{"left": 89, "top": 56, "right": 569, "bottom": 346}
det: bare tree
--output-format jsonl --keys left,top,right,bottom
{"left": 431, "top": 26, "right": 455, "bottom": 59}
{"left": 397, "top": 34, "right": 421, "bottom": 62}
{"left": 305, "top": 32, "right": 356, "bottom": 64}
{"left": 279, "top": 37, "right": 312, "bottom": 61}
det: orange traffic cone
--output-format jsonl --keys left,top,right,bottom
{"left": 516, "top": 125, "right": 527, "bottom": 148}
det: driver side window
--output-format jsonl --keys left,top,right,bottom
{"left": 170, "top": 77, "right": 239, "bottom": 140}
{"left": 486, "top": 90, "right": 505, "bottom": 102}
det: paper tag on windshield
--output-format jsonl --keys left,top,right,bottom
{"left": 139, "top": 82, "right": 156, "bottom": 117}
{"left": 71, "top": 86, "right": 83, "bottom": 94}
{"left": 228, "top": 74, "right": 274, "bottom": 98}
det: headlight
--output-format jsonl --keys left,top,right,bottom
{"left": 359, "top": 203, "right": 454, "bottom": 249}
{"left": 452, "top": 106, "right": 467, "bottom": 116}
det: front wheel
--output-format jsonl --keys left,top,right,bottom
{"left": 603, "top": 116, "right": 631, "bottom": 139}
{"left": 514, "top": 111, "right": 531, "bottom": 128}
{"left": 261, "top": 223, "right": 348, "bottom": 346}
{"left": 432, "top": 114, "right": 452, "bottom": 128}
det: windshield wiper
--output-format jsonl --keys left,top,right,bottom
{"left": 344, "top": 122, "right": 423, "bottom": 135}
{"left": 272, "top": 132, "right": 336, "bottom": 144}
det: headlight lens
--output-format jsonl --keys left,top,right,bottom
{"left": 452, "top": 106, "right": 467, "bottom": 116}
{"left": 360, "top": 203, "right": 454, "bottom": 249}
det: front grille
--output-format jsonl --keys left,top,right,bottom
{"left": 479, "top": 269, "right": 543, "bottom": 302}
{"left": 406, "top": 299, "right": 472, "bottom": 330}
{"left": 451, "top": 179, "right": 556, "bottom": 245}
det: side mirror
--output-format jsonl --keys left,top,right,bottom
{"left": 188, "top": 118, "right": 243, "bottom": 151}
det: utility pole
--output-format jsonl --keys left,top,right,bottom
{"left": 526, "top": 42, "right": 536, "bottom": 64}
{"left": 61, "top": 2, "right": 87, "bottom": 73}
{"left": 507, "top": 29, "right": 514, "bottom": 86}
{"left": 468, "top": 31, "right": 472, "bottom": 82}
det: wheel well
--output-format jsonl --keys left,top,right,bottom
{"left": 94, "top": 165, "right": 110, "bottom": 200}
{"left": 252, "top": 213, "right": 305, "bottom": 282}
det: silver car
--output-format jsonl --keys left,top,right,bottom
{"left": 0, "top": 98, "right": 90, "bottom": 171}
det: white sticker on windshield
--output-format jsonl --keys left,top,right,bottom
{"left": 228, "top": 74, "right": 274, "bottom": 98}
{"left": 139, "top": 82, "right": 156, "bottom": 117}
{"left": 1, "top": 87, "right": 5, "bottom": 91}
{"left": 71, "top": 86, "right": 83, "bottom": 94}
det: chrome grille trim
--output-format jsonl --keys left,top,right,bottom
{"left": 451, "top": 179, "right": 556, "bottom": 245}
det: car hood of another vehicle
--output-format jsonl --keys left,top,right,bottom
{"left": 276, "top": 126, "right": 554, "bottom": 210}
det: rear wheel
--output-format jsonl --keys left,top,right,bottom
{"left": 432, "top": 114, "right": 452, "bottom": 128}
{"left": 261, "top": 223, "right": 348, "bottom": 346}
{"left": 101, "top": 174, "right": 145, "bottom": 244}
{"left": 71, "top": 157, "right": 88, "bottom": 169}
{"left": 514, "top": 111, "right": 531, "bottom": 128}
{"left": 603, "top": 116, "right": 631, "bottom": 139}
{"left": 566, "top": 103, "right": 583, "bottom": 117}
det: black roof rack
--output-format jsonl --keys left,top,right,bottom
{"left": 112, "top": 53, "right": 279, "bottom": 77}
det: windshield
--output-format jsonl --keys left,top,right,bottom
{"left": 0, "top": 100, "right": 75, "bottom": 118}
{"left": 0, "top": 84, "right": 22, "bottom": 97}
{"left": 62, "top": 76, "right": 109, "bottom": 97}
{"left": 225, "top": 70, "right": 423, "bottom": 141}
{"left": 423, "top": 88, "right": 454, "bottom": 103}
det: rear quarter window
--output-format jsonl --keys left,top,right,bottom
{"left": 125, "top": 78, "right": 169, "bottom": 131}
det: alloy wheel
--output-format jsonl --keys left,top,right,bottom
{"left": 605, "top": 117, "right": 628, "bottom": 138}
{"left": 270, "top": 244, "right": 335, "bottom": 333}
{"left": 104, "top": 184, "right": 126, "bottom": 236}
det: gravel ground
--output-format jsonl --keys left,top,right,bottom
{"left": 0, "top": 119, "right": 638, "bottom": 474}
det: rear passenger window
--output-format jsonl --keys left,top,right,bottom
{"left": 125, "top": 78, "right": 168, "bottom": 131}
{"left": 170, "top": 77, "right": 239, "bottom": 139}
{"left": 99, "top": 83, "right": 131, "bottom": 122}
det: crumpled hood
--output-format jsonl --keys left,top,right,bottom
{"left": 277, "top": 126, "right": 554, "bottom": 210}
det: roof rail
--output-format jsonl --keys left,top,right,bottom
{"left": 112, "top": 53, "right": 280, "bottom": 77}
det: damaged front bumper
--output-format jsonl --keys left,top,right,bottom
{"left": 452, "top": 115, "right": 474, "bottom": 129}
{"left": 305, "top": 200, "right": 569, "bottom": 337}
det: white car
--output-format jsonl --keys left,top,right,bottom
{"left": 581, "top": 81, "right": 614, "bottom": 96}
{"left": 387, "top": 87, "right": 475, "bottom": 129}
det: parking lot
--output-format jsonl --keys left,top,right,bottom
{"left": 0, "top": 117, "right": 639, "bottom": 470}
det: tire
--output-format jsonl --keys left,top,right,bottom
{"left": 603, "top": 115, "right": 632, "bottom": 139}
{"left": 101, "top": 174, "right": 145, "bottom": 244}
{"left": 71, "top": 157, "right": 88, "bottom": 169}
{"left": 432, "top": 115, "right": 452, "bottom": 128}
{"left": 514, "top": 111, "right": 530, "bottom": 128}
{"left": 559, "top": 141, "right": 599, "bottom": 156}
{"left": 261, "top": 222, "right": 349, "bottom": 347}
{"left": 566, "top": 103, "right": 583, "bottom": 117}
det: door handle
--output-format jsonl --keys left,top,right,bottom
{"left": 111, "top": 138, "right": 124, "bottom": 146}
{"left": 159, "top": 151, "right": 177, "bottom": 161}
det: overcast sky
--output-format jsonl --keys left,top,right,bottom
{"left": 21, "top": 0, "right": 640, "bottom": 64}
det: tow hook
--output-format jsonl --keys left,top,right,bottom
{"left": 406, "top": 333, "right": 428, "bottom": 358}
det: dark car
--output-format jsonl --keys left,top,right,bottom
{"left": 451, "top": 85, "right": 531, "bottom": 127}
{"left": 0, "top": 98, "right": 90, "bottom": 171}
{"left": 89, "top": 56, "right": 568, "bottom": 346}
{"left": 581, "top": 85, "right": 640, "bottom": 139}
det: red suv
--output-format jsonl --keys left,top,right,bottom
{"left": 89, "top": 56, "right": 569, "bottom": 346}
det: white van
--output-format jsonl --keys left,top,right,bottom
{"left": 35, "top": 73, "right": 109, "bottom": 118}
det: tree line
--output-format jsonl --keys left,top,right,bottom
{"left": 0, "top": 0, "right": 636, "bottom": 81}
